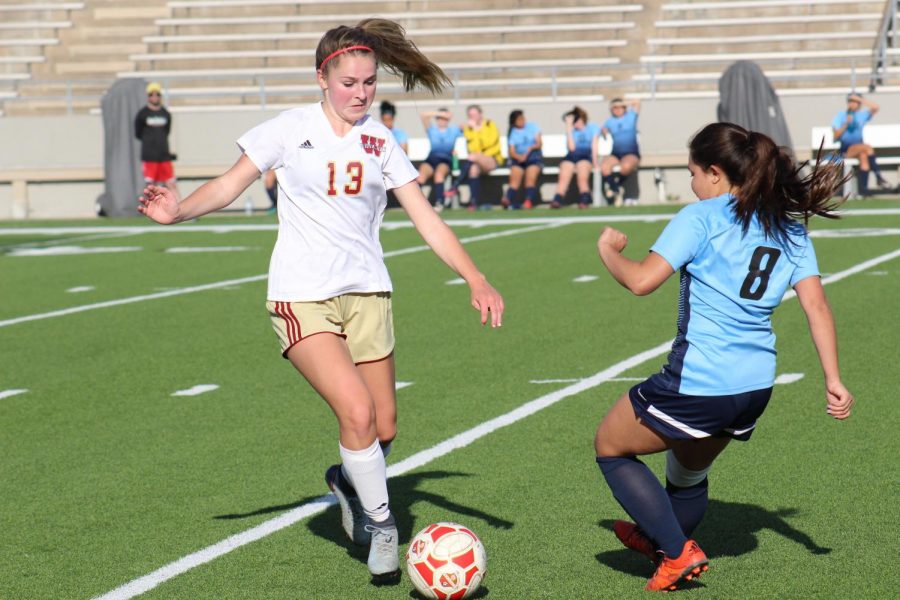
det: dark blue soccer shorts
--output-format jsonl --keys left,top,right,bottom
{"left": 629, "top": 377, "right": 773, "bottom": 442}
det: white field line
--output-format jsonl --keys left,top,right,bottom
{"left": 774, "top": 373, "right": 805, "bottom": 385}
{"left": 0, "top": 389, "right": 28, "bottom": 400}
{"left": 93, "top": 341, "right": 672, "bottom": 600}
{"left": 171, "top": 384, "right": 219, "bottom": 397}
{"left": 92, "top": 247, "right": 900, "bottom": 600}
{"left": 2, "top": 206, "right": 898, "bottom": 237}
{"left": 0, "top": 223, "right": 561, "bottom": 330}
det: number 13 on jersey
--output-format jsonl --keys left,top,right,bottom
{"left": 327, "top": 161, "right": 364, "bottom": 196}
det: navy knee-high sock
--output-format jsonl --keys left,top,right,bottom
{"left": 505, "top": 186, "right": 518, "bottom": 204}
{"left": 525, "top": 187, "right": 537, "bottom": 202}
{"left": 468, "top": 177, "right": 481, "bottom": 205}
{"left": 454, "top": 161, "right": 471, "bottom": 187}
{"left": 597, "top": 456, "right": 687, "bottom": 558}
{"left": 666, "top": 477, "right": 709, "bottom": 538}
{"left": 857, "top": 168, "right": 870, "bottom": 196}
{"left": 869, "top": 155, "right": 885, "bottom": 182}
{"left": 434, "top": 181, "right": 445, "bottom": 204}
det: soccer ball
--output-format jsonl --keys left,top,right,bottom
{"left": 406, "top": 522, "right": 487, "bottom": 599}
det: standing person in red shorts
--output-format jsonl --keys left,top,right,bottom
{"left": 135, "top": 82, "right": 179, "bottom": 198}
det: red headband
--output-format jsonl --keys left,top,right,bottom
{"left": 318, "top": 45, "right": 373, "bottom": 70}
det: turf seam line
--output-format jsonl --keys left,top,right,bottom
{"left": 0, "top": 222, "right": 563, "bottom": 329}
{"left": 91, "top": 247, "right": 900, "bottom": 600}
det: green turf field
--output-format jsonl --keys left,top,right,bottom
{"left": 2, "top": 200, "right": 898, "bottom": 599}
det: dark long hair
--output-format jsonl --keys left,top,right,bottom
{"left": 316, "top": 18, "right": 450, "bottom": 94}
{"left": 508, "top": 109, "right": 523, "bottom": 138}
{"left": 689, "top": 122, "right": 846, "bottom": 241}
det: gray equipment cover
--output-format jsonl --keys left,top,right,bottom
{"left": 717, "top": 60, "right": 793, "bottom": 151}
{"left": 96, "top": 79, "right": 145, "bottom": 217}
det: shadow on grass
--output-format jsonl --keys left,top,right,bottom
{"left": 596, "top": 499, "right": 831, "bottom": 582}
{"left": 215, "top": 469, "right": 512, "bottom": 587}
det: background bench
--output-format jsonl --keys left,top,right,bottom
{"left": 811, "top": 123, "right": 900, "bottom": 196}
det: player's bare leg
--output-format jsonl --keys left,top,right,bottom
{"left": 288, "top": 335, "right": 400, "bottom": 582}
{"left": 552, "top": 161, "right": 575, "bottom": 208}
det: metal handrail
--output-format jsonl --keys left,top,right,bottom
{"left": 870, "top": 0, "right": 899, "bottom": 91}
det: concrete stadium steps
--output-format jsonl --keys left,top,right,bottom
{"left": 634, "top": 0, "right": 891, "bottom": 97}
{"left": 659, "top": 0, "right": 886, "bottom": 19}
{"left": 31, "top": 0, "right": 169, "bottom": 78}
{"left": 165, "top": 0, "right": 640, "bottom": 18}
{"left": 145, "top": 25, "right": 637, "bottom": 54}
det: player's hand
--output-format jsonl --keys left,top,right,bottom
{"left": 598, "top": 226, "right": 628, "bottom": 254}
{"left": 138, "top": 184, "right": 179, "bottom": 224}
{"left": 825, "top": 379, "right": 854, "bottom": 420}
{"left": 469, "top": 277, "right": 504, "bottom": 328}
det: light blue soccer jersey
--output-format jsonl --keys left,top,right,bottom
{"left": 508, "top": 122, "right": 541, "bottom": 155}
{"left": 603, "top": 109, "right": 639, "bottom": 155}
{"left": 831, "top": 108, "right": 871, "bottom": 150}
{"left": 427, "top": 124, "right": 462, "bottom": 155}
{"left": 571, "top": 123, "right": 600, "bottom": 153}
{"left": 649, "top": 194, "right": 819, "bottom": 396}
{"left": 390, "top": 126, "right": 408, "bottom": 147}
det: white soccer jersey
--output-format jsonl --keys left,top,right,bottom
{"left": 237, "top": 102, "right": 418, "bottom": 301}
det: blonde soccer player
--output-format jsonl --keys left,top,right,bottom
{"left": 138, "top": 19, "right": 504, "bottom": 585}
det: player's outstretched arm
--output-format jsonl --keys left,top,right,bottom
{"left": 138, "top": 154, "right": 261, "bottom": 224}
{"left": 393, "top": 180, "right": 504, "bottom": 327}
{"left": 794, "top": 275, "right": 854, "bottom": 420}
{"left": 597, "top": 226, "right": 673, "bottom": 296}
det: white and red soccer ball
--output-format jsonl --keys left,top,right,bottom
{"left": 405, "top": 522, "right": 487, "bottom": 600}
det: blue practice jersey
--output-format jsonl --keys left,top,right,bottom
{"left": 831, "top": 108, "right": 871, "bottom": 150}
{"left": 508, "top": 122, "right": 541, "bottom": 155}
{"left": 427, "top": 124, "right": 462, "bottom": 155}
{"left": 603, "top": 109, "right": 639, "bottom": 155}
{"left": 390, "top": 126, "right": 408, "bottom": 147}
{"left": 649, "top": 194, "right": 819, "bottom": 396}
{"left": 571, "top": 123, "right": 600, "bottom": 153}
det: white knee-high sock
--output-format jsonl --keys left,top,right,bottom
{"left": 340, "top": 440, "right": 390, "bottom": 522}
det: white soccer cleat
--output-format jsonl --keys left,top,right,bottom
{"left": 366, "top": 515, "right": 401, "bottom": 584}
{"left": 325, "top": 464, "right": 370, "bottom": 546}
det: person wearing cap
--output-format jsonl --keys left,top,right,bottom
{"left": 134, "top": 82, "right": 178, "bottom": 196}
{"left": 600, "top": 98, "right": 641, "bottom": 206}
{"left": 831, "top": 93, "right": 891, "bottom": 197}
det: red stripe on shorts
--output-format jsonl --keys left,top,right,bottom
{"left": 274, "top": 301, "right": 293, "bottom": 345}
{"left": 279, "top": 301, "right": 302, "bottom": 346}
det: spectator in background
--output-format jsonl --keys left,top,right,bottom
{"left": 450, "top": 105, "right": 503, "bottom": 211}
{"left": 380, "top": 100, "right": 408, "bottom": 154}
{"left": 503, "top": 109, "right": 543, "bottom": 210}
{"left": 551, "top": 106, "right": 599, "bottom": 209}
{"left": 831, "top": 93, "right": 891, "bottom": 197}
{"left": 264, "top": 169, "right": 278, "bottom": 213}
{"left": 600, "top": 98, "right": 641, "bottom": 206}
{"left": 417, "top": 108, "right": 462, "bottom": 211}
{"left": 134, "top": 82, "right": 179, "bottom": 198}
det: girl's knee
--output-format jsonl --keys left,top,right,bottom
{"left": 340, "top": 402, "right": 377, "bottom": 439}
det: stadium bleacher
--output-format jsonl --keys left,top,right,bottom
{"left": 1, "top": 0, "right": 899, "bottom": 219}
{"left": 2, "top": 0, "right": 898, "bottom": 114}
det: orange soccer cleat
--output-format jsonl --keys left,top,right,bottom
{"left": 613, "top": 520, "right": 658, "bottom": 563}
{"left": 644, "top": 539, "right": 708, "bottom": 592}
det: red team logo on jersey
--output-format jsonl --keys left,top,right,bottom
{"left": 360, "top": 135, "right": 385, "bottom": 157}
